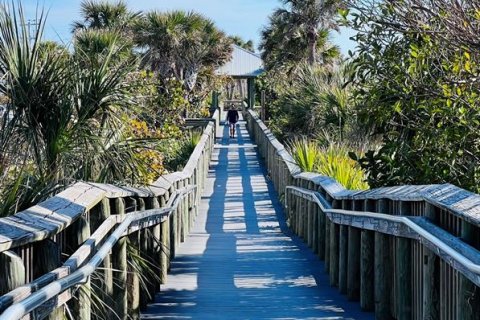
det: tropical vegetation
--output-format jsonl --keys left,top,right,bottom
{"left": 261, "top": 0, "right": 480, "bottom": 193}
{"left": 0, "top": 1, "right": 233, "bottom": 217}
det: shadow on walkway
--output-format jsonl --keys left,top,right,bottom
{"left": 141, "top": 119, "right": 373, "bottom": 320}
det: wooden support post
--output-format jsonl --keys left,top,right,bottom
{"left": 324, "top": 218, "right": 330, "bottom": 273}
{"left": 339, "top": 225, "right": 348, "bottom": 294}
{"left": 147, "top": 197, "right": 162, "bottom": 293}
{"left": 329, "top": 223, "right": 339, "bottom": 287}
{"left": 375, "top": 232, "right": 392, "bottom": 319}
{"left": 33, "top": 239, "right": 62, "bottom": 320}
{"left": 347, "top": 227, "right": 361, "bottom": 301}
{"left": 89, "top": 199, "right": 113, "bottom": 320}
{"left": 112, "top": 198, "right": 127, "bottom": 320}
{"left": 318, "top": 206, "right": 326, "bottom": 260}
{"left": 360, "top": 230, "right": 374, "bottom": 310}
{"left": 307, "top": 200, "right": 314, "bottom": 248}
{"left": 312, "top": 202, "right": 318, "bottom": 254}
{"left": 161, "top": 216, "right": 171, "bottom": 284}
{"left": 396, "top": 202, "right": 412, "bottom": 320}
{"left": 458, "top": 219, "right": 480, "bottom": 320}
{"left": 72, "top": 216, "right": 91, "bottom": 320}
{"left": 423, "top": 247, "right": 439, "bottom": 320}
{"left": 422, "top": 203, "right": 439, "bottom": 319}
{"left": 260, "top": 90, "right": 266, "bottom": 121}
{"left": 0, "top": 251, "right": 25, "bottom": 296}
{"left": 128, "top": 231, "right": 140, "bottom": 319}
{"left": 374, "top": 199, "right": 392, "bottom": 319}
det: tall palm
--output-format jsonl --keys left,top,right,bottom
{"left": 72, "top": 0, "right": 140, "bottom": 32}
{"left": 260, "top": 0, "right": 343, "bottom": 69}
{"left": 134, "top": 10, "right": 232, "bottom": 92}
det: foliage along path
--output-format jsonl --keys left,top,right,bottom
{"left": 141, "top": 115, "right": 373, "bottom": 319}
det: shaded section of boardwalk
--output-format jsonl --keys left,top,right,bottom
{"left": 141, "top": 118, "right": 373, "bottom": 319}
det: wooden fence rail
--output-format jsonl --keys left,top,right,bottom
{"left": 244, "top": 108, "right": 480, "bottom": 320}
{"left": 0, "top": 109, "right": 220, "bottom": 320}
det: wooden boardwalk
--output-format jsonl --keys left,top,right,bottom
{"left": 141, "top": 118, "right": 373, "bottom": 320}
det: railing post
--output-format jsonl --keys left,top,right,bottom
{"left": 161, "top": 191, "right": 172, "bottom": 278}
{"left": 147, "top": 197, "right": 162, "bottom": 293}
{"left": 339, "top": 223, "right": 348, "bottom": 294}
{"left": 34, "top": 239, "right": 62, "bottom": 320}
{"left": 347, "top": 219, "right": 361, "bottom": 301}
{"left": 458, "top": 219, "right": 480, "bottom": 320}
{"left": 423, "top": 203, "right": 439, "bottom": 319}
{"left": 125, "top": 198, "right": 140, "bottom": 319}
{"left": 396, "top": 202, "right": 412, "bottom": 320}
{"left": 329, "top": 199, "right": 340, "bottom": 287}
{"left": 0, "top": 251, "right": 25, "bottom": 297}
{"left": 374, "top": 199, "right": 392, "bottom": 319}
{"left": 112, "top": 198, "right": 128, "bottom": 320}
{"left": 72, "top": 216, "right": 92, "bottom": 320}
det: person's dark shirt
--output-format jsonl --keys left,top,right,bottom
{"left": 227, "top": 110, "right": 239, "bottom": 123}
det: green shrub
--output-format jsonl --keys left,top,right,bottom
{"left": 286, "top": 137, "right": 321, "bottom": 172}
{"left": 316, "top": 145, "right": 369, "bottom": 190}
{"left": 287, "top": 137, "right": 369, "bottom": 190}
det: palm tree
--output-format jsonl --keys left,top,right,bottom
{"left": 229, "top": 36, "right": 255, "bottom": 52}
{"left": 72, "top": 0, "right": 140, "bottom": 32}
{"left": 134, "top": 10, "right": 232, "bottom": 92}
{"left": 260, "top": 0, "right": 343, "bottom": 69}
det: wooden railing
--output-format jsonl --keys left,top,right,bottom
{"left": 244, "top": 109, "right": 480, "bottom": 320}
{"left": 0, "top": 109, "right": 220, "bottom": 319}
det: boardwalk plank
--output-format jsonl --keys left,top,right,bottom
{"left": 142, "top": 118, "right": 373, "bottom": 320}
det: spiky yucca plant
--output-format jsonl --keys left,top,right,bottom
{"left": 286, "top": 137, "right": 320, "bottom": 172}
{"left": 316, "top": 145, "right": 369, "bottom": 190}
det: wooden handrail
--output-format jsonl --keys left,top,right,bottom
{"left": 0, "top": 107, "right": 221, "bottom": 319}
{"left": 244, "top": 107, "right": 480, "bottom": 320}
{"left": 0, "top": 186, "right": 195, "bottom": 320}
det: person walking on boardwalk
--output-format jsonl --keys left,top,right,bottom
{"left": 226, "top": 108, "right": 239, "bottom": 138}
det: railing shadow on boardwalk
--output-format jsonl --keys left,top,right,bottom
{"left": 143, "top": 122, "right": 372, "bottom": 319}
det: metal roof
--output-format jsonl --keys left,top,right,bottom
{"left": 216, "top": 45, "right": 264, "bottom": 78}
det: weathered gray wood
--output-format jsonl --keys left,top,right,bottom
{"left": 325, "top": 218, "right": 330, "bottom": 273}
{"left": 360, "top": 230, "right": 374, "bottom": 311}
{"left": 329, "top": 223, "right": 339, "bottom": 287}
{"left": 307, "top": 200, "right": 314, "bottom": 248}
{"left": 68, "top": 216, "right": 91, "bottom": 320}
{"left": 423, "top": 247, "right": 439, "bottom": 320}
{"left": 33, "top": 239, "right": 62, "bottom": 320}
{"left": 0, "top": 251, "right": 25, "bottom": 297}
{"left": 142, "top": 120, "right": 371, "bottom": 319}
{"left": 339, "top": 225, "right": 348, "bottom": 294}
{"left": 160, "top": 218, "right": 170, "bottom": 283}
{"left": 374, "top": 232, "right": 392, "bottom": 320}
{"left": 395, "top": 202, "right": 412, "bottom": 320}
{"left": 0, "top": 182, "right": 105, "bottom": 253}
{"left": 395, "top": 237, "right": 411, "bottom": 320}
{"left": 97, "top": 198, "right": 113, "bottom": 319}
{"left": 112, "top": 198, "right": 127, "bottom": 320}
{"left": 422, "top": 203, "right": 439, "bottom": 320}
{"left": 457, "top": 219, "right": 480, "bottom": 320}
{"left": 347, "top": 227, "right": 361, "bottom": 301}
{"left": 128, "top": 231, "right": 141, "bottom": 320}
{"left": 318, "top": 206, "right": 326, "bottom": 260}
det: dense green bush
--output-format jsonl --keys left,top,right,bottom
{"left": 348, "top": 1, "right": 480, "bottom": 192}
{"left": 287, "top": 137, "right": 369, "bottom": 190}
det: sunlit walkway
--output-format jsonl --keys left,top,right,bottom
{"left": 141, "top": 117, "right": 372, "bottom": 319}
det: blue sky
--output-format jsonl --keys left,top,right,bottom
{"left": 22, "top": 0, "right": 356, "bottom": 55}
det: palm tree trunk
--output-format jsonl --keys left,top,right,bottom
{"left": 308, "top": 26, "right": 317, "bottom": 65}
